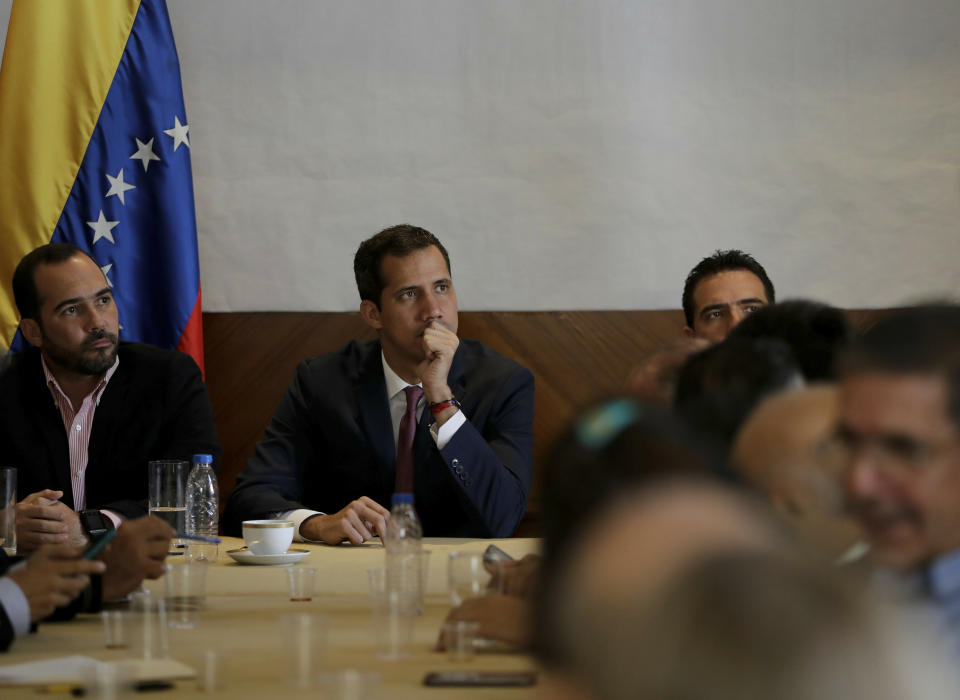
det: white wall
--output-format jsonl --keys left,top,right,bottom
{"left": 4, "top": 0, "right": 960, "bottom": 311}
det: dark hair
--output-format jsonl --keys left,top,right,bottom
{"left": 840, "top": 304, "right": 960, "bottom": 430}
{"left": 533, "top": 399, "right": 725, "bottom": 666}
{"left": 674, "top": 337, "right": 802, "bottom": 455}
{"left": 682, "top": 250, "right": 775, "bottom": 327}
{"left": 729, "top": 300, "right": 853, "bottom": 382}
{"left": 353, "top": 224, "right": 451, "bottom": 307}
{"left": 12, "top": 243, "right": 91, "bottom": 320}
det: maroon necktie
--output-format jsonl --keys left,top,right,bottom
{"left": 394, "top": 385, "right": 423, "bottom": 493}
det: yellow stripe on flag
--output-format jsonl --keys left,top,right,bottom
{"left": 0, "top": 0, "right": 140, "bottom": 349}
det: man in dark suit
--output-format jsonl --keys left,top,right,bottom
{"left": 223, "top": 224, "right": 534, "bottom": 542}
{"left": 0, "top": 243, "right": 220, "bottom": 551}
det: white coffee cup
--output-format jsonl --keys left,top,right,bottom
{"left": 242, "top": 520, "right": 295, "bottom": 556}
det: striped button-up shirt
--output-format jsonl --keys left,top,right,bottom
{"left": 42, "top": 355, "right": 120, "bottom": 511}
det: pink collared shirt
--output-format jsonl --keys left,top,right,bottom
{"left": 42, "top": 355, "right": 120, "bottom": 512}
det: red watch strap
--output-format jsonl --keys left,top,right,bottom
{"left": 430, "top": 398, "right": 461, "bottom": 415}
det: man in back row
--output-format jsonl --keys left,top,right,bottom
{"left": 682, "top": 249, "right": 775, "bottom": 343}
{"left": 0, "top": 243, "right": 220, "bottom": 549}
{"left": 626, "top": 249, "right": 774, "bottom": 402}
{"left": 224, "top": 224, "right": 535, "bottom": 543}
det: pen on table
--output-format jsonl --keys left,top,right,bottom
{"left": 39, "top": 680, "right": 175, "bottom": 695}
{"left": 37, "top": 683, "right": 77, "bottom": 694}
{"left": 176, "top": 533, "right": 222, "bottom": 544}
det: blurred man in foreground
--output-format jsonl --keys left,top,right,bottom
{"left": 438, "top": 399, "right": 721, "bottom": 652}
{"left": 837, "top": 305, "right": 960, "bottom": 654}
{"left": 732, "top": 385, "right": 866, "bottom": 564}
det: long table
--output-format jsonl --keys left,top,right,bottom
{"left": 2, "top": 537, "right": 540, "bottom": 698}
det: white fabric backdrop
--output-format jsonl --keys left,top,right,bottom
{"left": 3, "top": 0, "right": 959, "bottom": 311}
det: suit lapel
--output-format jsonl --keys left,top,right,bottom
{"left": 356, "top": 343, "right": 396, "bottom": 475}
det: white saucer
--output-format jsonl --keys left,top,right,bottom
{"left": 226, "top": 547, "right": 311, "bottom": 566}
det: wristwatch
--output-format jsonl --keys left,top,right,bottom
{"left": 79, "top": 509, "right": 113, "bottom": 539}
{"left": 429, "top": 398, "right": 462, "bottom": 415}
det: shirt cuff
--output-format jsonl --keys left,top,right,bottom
{"left": 0, "top": 577, "right": 32, "bottom": 639}
{"left": 430, "top": 409, "right": 466, "bottom": 449}
{"left": 282, "top": 509, "right": 326, "bottom": 542}
{"left": 101, "top": 510, "right": 124, "bottom": 530}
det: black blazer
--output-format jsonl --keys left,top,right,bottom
{"left": 222, "top": 339, "right": 534, "bottom": 538}
{"left": 0, "top": 343, "right": 221, "bottom": 518}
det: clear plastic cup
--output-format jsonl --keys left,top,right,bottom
{"left": 286, "top": 567, "right": 316, "bottom": 602}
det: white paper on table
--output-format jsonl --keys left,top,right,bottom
{"left": 0, "top": 655, "right": 195, "bottom": 685}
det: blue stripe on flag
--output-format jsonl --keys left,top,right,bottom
{"left": 11, "top": 0, "right": 201, "bottom": 354}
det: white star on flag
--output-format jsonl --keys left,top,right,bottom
{"left": 129, "top": 137, "right": 161, "bottom": 171}
{"left": 105, "top": 168, "right": 136, "bottom": 205}
{"left": 163, "top": 116, "right": 190, "bottom": 151}
{"left": 87, "top": 210, "right": 119, "bottom": 245}
{"left": 100, "top": 263, "right": 114, "bottom": 288}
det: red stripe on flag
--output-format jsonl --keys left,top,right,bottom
{"left": 176, "top": 286, "right": 205, "bottom": 379}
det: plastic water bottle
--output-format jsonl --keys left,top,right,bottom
{"left": 185, "top": 453, "right": 219, "bottom": 562}
{"left": 384, "top": 492, "right": 423, "bottom": 614}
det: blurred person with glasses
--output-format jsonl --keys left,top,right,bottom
{"left": 836, "top": 305, "right": 960, "bottom": 657}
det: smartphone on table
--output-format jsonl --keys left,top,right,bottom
{"left": 423, "top": 671, "right": 537, "bottom": 687}
{"left": 482, "top": 543, "right": 514, "bottom": 565}
{"left": 83, "top": 529, "right": 118, "bottom": 560}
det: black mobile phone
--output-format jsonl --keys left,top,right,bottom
{"left": 83, "top": 528, "right": 118, "bottom": 560}
{"left": 482, "top": 543, "right": 514, "bottom": 564}
{"left": 423, "top": 671, "right": 537, "bottom": 687}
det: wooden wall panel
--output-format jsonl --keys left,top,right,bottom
{"left": 203, "top": 309, "right": 889, "bottom": 536}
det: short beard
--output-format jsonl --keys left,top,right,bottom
{"left": 42, "top": 328, "right": 119, "bottom": 376}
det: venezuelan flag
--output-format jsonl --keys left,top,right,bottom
{"left": 0, "top": 0, "right": 204, "bottom": 373}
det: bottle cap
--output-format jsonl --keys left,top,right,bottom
{"left": 193, "top": 454, "right": 213, "bottom": 464}
{"left": 391, "top": 492, "right": 414, "bottom": 504}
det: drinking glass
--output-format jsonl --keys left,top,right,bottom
{"left": 442, "top": 621, "right": 479, "bottom": 662}
{"left": 0, "top": 467, "right": 15, "bottom": 555}
{"left": 148, "top": 460, "right": 187, "bottom": 553}
{"left": 130, "top": 592, "right": 169, "bottom": 660}
{"left": 164, "top": 562, "right": 207, "bottom": 628}
{"left": 287, "top": 567, "right": 316, "bottom": 602}
{"left": 367, "top": 568, "right": 415, "bottom": 660}
{"left": 101, "top": 610, "right": 132, "bottom": 649}
{"left": 318, "top": 670, "right": 380, "bottom": 700}
{"left": 281, "top": 613, "right": 329, "bottom": 688}
{"left": 447, "top": 552, "right": 502, "bottom": 606}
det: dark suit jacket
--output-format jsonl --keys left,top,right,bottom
{"left": 0, "top": 343, "right": 221, "bottom": 518}
{"left": 222, "top": 339, "right": 534, "bottom": 538}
